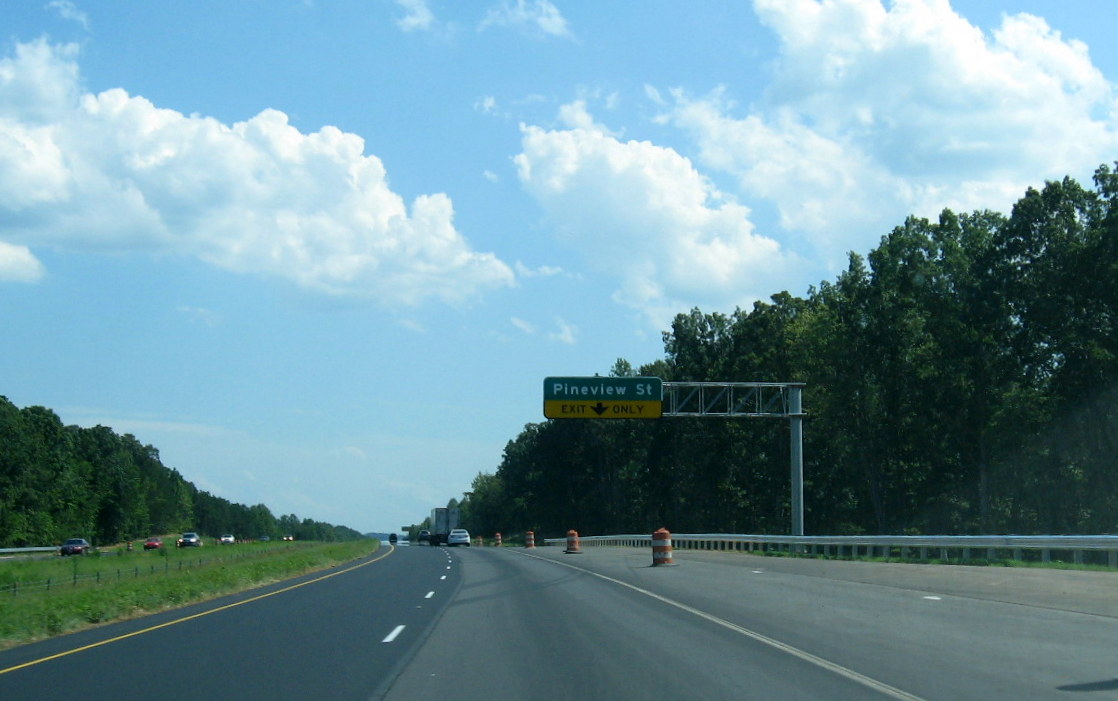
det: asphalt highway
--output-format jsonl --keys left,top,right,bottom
{"left": 2, "top": 543, "right": 1116, "bottom": 700}
{"left": 0, "top": 544, "right": 459, "bottom": 700}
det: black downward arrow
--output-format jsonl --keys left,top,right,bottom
{"left": 592, "top": 402, "right": 608, "bottom": 415}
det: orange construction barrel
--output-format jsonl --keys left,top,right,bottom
{"left": 652, "top": 527, "right": 674, "bottom": 566}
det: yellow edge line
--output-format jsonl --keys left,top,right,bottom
{"left": 517, "top": 549, "right": 927, "bottom": 701}
{"left": 1, "top": 544, "right": 395, "bottom": 676}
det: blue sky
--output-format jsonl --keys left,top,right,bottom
{"left": 2, "top": 0, "right": 1116, "bottom": 535}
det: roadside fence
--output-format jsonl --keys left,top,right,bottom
{"left": 1, "top": 556, "right": 217, "bottom": 596}
{"left": 1, "top": 543, "right": 302, "bottom": 596}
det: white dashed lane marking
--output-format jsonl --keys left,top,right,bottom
{"left": 382, "top": 625, "right": 406, "bottom": 643}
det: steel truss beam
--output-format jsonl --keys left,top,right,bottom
{"left": 662, "top": 382, "right": 803, "bottom": 417}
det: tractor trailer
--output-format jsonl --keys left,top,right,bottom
{"left": 429, "top": 507, "right": 460, "bottom": 546}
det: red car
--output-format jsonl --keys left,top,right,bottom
{"left": 143, "top": 537, "right": 163, "bottom": 550}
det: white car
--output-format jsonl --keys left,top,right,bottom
{"left": 177, "top": 532, "right": 203, "bottom": 548}
{"left": 220, "top": 534, "right": 235, "bottom": 544}
{"left": 447, "top": 528, "right": 471, "bottom": 546}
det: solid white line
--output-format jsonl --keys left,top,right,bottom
{"left": 382, "top": 625, "right": 406, "bottom": 643}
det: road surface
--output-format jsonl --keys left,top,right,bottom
{"left": 2, "top": 543, "right": 1115, "bottom": 700}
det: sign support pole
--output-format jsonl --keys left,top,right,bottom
{"left": 790, "top": 384, "right": 804, "bottom": 537}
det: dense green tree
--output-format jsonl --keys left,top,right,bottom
{"left": 0, "top": 397, "right": 362, "bottom": 546}
{"left": 454, "top": 164, "right": 1118, "bottom": 538}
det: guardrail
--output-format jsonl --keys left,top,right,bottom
{"left": 540, "top": 533, "right": 1118, "bottom": 567}
{"left": 0, "top": 547, "right": 62, "bottom": 555}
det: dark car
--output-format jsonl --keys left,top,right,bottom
{"left": 418, "top": 530, "right": 431, "bottom": 544}
{"left": 143, "top": 537, "right": 163, "bottom": 550}
{"left": 60, "top": 538, "right": 92, "bottom": 556}
{"left": 389, "top": 533, "right": 398, "bottom": 544}
{"left": 176, "top": 532, "right": 203, "bottom": 547}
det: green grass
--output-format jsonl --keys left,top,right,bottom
{"left": 0, "top": 539, "right": 380, "bottom": 650}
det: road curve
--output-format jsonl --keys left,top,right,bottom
{"left": 3, "top": 543, "right": 1116, "bottom": 700}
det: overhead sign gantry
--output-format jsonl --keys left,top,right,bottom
{"left": 542, "top": 376, "right": 807, "bottom": 536}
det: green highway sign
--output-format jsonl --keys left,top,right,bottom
{"left": 543, "top": 376, "right": 663, "bottom": 419}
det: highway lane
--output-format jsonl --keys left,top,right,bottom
{"left": 384, "top": 545, "right": 1118, "bottom": 701}
{"left": 4, "top": 542, "right": 1116, "bottom": 700}
{"left": 0, "top": 544, "right": 459, "bottom": 701}
{"left": 383, "top": 547, "right": 912, "bottom": 700}
{"left": 600, "top": 546, "right": 1118, "bottom": 699}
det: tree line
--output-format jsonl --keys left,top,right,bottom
{"left": 0, "top": 399, "right": 363, "bottom": 547}
{"left": 458, "top": 164, "right": 1118, "bottom": 539}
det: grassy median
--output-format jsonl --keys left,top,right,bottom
{"left": 0, "top": 539, "right": 380, "bottom": 650}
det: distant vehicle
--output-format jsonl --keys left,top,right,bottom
{"left": 177, "top": 532, "right": 203, "bottom": 547}
{"left": 418, "top": 530, "right": 431, "bottom": 544}
{"left": 220, "top": 534, "right": 235, "bottom": 544}
{"left": 259, "top": 535, "right": 271, "bottom": 542}
{"left": 60, "top": 538, "right": 92, "bottom": 556}
{"left": 429, "top": 507, "right": 460, "bottom": 546}
{"left": 282, "top": 535, "right": 294, "bottom": 541}
{"left": 447, "top": 528, "right": 471, "bottom": 547}
{"left": 143, "top": 537, "right": 163, "bottom": 550}
{"left": 389, "top": 533, "right": 398, "bottom": 544}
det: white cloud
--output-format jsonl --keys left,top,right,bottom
{"left": 514, "top": 110, "right": 796, "bottom": 326}
{"left": 475, "top": 95, "right": 498, "bottom": 115}
{"left": 557, "top": 99, "right": 618, "bottom": 136}
{"left": 0, "top": 40, "right": 515, "bottom": 306}
{"left": 507, "top": 314, "right": 575, "bottom": 342}
{"left": 510, "top": 316, "right": 535, "bottom": 334}
{"left": 394, "top": 0, "right": 435, "bottom": 32}
{"left": 754, "top": 0, "right": 1115, "bottom": 174}
{"left": 0, "top": 240, "right": 45, "bottom": 282}
{"left": 336, "top": 445, "right": 368, "bottom": 460}
{"left": 47, "top": 1, "right": 90, "bottom": 29}
{"left": 177, "top": 305, "right": 221, "bottom": 327}
{"left": 664, "top": 0, "right": 1118, "bottom": 268}
{"left": 548, "top": 317, "right": 577, "bottom": 345}
{"left": 63, "top": 412, "right": 236, "bottom": 439}
{"left": 514, "top": 261, "right": 563, "bottom": 277}
{"left": 480, "top": 0, "right": 572, "bottom": 39}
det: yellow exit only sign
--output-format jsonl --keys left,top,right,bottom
{"left": 543, "top": 377, "right": 663, "bottom": 419}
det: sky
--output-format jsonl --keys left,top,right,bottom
{"left": 2, "top": 0, "right": 1116, "bottom": 535}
